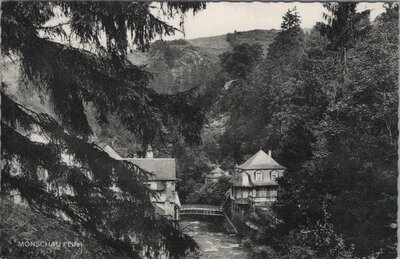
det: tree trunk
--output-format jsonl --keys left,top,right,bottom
{"left": 341, "top": 47, "right": 347, "bottom": 83}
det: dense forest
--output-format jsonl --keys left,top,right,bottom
{"left": 176, "top": 3, "right": 398, "bottom": 258}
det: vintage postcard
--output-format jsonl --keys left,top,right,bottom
{"left": 1, "top": 1, "right": 397, "bottom": 258}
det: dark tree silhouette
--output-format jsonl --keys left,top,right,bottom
{"left": 317, "top": 3, "right": 371, "bottom": 82}
{"left": 1, "top": 2, "right": 206, "bottom": 257}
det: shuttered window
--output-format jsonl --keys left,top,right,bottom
{"left": 255, "top": 171, "right": 262, "bottom": 181}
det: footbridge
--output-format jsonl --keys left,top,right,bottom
{"left": 180, "top": 204, "right": 224, "bottom": 216}
{"left": 179, "top": 204, "right": 238, "bottom": 234}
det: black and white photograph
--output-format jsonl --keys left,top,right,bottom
{"left": 0, "top": 1, "right": 398, "bottom": 258}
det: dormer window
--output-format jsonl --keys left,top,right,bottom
{"left": 270, "top": 171, "right": 278, "bottom": 181}
{"left": 255, "top": 171, "right": 262, "bottom": 181}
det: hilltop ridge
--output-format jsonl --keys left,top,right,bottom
{"left": 127, "top": 29, "right": 279, "bottom": 94}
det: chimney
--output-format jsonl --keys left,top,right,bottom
{"left": 268, "top": 150, "right": 272, "bottom": 157}
{"left": 145, "top": 144, "right": 154, "bottom": 158}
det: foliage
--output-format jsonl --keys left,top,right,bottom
{"left": 150, "top": 40, "right": 186, "bottom": 68}
{"left": 173, "top": 141, "right": 212, "bottom": 203}
{"left": 284, "top": 203, "right": 355, "bottom": 258}
{"left": 168, "top": 65, "right": 225, "bottom": 205}
{"left": 219, "top": 6, "right": 306, "bottom": 164}
{"left": 317, "top": 3, "right": 371, "bottom": 51}
{"left": 216, "top": 4, "right": 397, "bottom": 258}
{"left": 1, "top": 198, "right": 114, "bottom": 258}
{"left": 2, "top": 1, "right": 206, "bottom": 145}
{"left": 1, "top": 1, "right": 207, "bottom": 256}
{"left": 220, "top": 43, "right": 263, "bottom": 79}
{"left": 186, "top": 176, "right": 231, "bottom": 206}
{"left": 281, "top": 7, "right": 301, "bottom": 30}
{"left": 317, "top": 3, "right": 371, "bottom": 81}
{"left": 276, "top": 6, "right": 397, "bottom": 258}
{"left": 1, "top": 91, "right": 202, "bottom": 257}
{"left": 225, "top": 29, "right": 278, "bottom": 52}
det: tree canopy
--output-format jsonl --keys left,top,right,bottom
{"left": 317, "top": 3, "right": 371, "bottom": 81}
{"left": 211, "top": 4, "right": 397, "bottom": 257}
{"left": 1, "top": 1, "right": 206, "bottom": 257}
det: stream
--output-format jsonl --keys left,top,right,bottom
{"left": 180, "top": 219, "right": 250, "bottom": 258}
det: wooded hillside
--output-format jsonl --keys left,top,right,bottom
{"left": 176, "top": 4, "right": 398, "bottom": 258}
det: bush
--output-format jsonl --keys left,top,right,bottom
{"left": 186, "top": 176, "right": 231, "bottom": 205}
{"left": 1, "top": 197, "right": 115, "bottom": 258}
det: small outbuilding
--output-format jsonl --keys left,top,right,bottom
{"left": 205, "top": 166, "right": 229, "bottom": 184}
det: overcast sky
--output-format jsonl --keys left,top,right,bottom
{"left": 160, "top": 2, "right": 386, "bottom": 40}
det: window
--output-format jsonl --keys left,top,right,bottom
{"left": 236, "top": 189, "right": 241, "bottom": 199}
{"left": 270, "top": 171, "right": 278, "bottom": 181}
{"left": 255, "top": 171, "right": 262, "bottom": 181}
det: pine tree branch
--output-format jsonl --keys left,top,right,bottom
{"left": 34, "top": 22, "right": 71, "bottom": 30}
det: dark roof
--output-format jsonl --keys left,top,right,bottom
{"left": 124, "top": 158, "right": 176, "bottom": 180}
{"left": 236, "top": 150, "right": 286, "bottom": 170}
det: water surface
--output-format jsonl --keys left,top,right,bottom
{"left": 180, "top": 220, "right": 250, "bottom": 259}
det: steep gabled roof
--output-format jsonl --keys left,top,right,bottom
{"left": 123, "top": 158, "right": 176, "bottom": 181}
{"left": 210, "top": 167, "right": 224, "bottom": 174}
{"left": 236, "top": 150, "right": 285, "bottom": 170}
{"left": 97, "top": 143, "right": 177, "bottom": 181}
{"left": 98, "top": 143, "right": 123, "bottom": 160}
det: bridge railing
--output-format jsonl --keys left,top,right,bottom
{"left": 180, "top": 204, "right": 223, "bottom": 211}
{"left": 179, "top": 204, "right": 239, "bottom": 234}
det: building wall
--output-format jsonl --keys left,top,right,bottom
{"left": 147, "top": 180, "right": 179, "bottom": 220}
{"left": 231, "top": 168, "right": 283, "bottom": 206}
{"left": 148, "top": 181, "right": 171, "bottom": 202}
{"left": 241, "top": 169, "right": 284, "bottom": 183}
{"left": 233, "top": 187, "right": 277, "bottom": 200}
{"left": 154, "top": 202, "right": 178, "bottom": 220}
